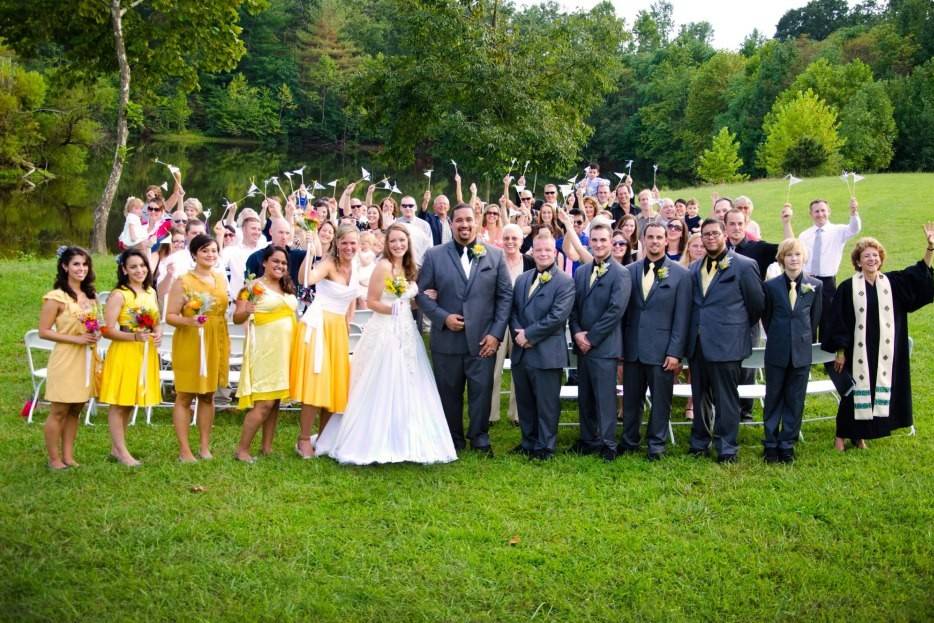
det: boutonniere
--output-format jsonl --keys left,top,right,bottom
{"left": 656, "top": 266, "right": 669, "bottom": 281}
{"left": 467, "top": 243, "right": 487, "bottom": 261}
{"left": 801, "top": 283, "right": 815, "bottom": 294}
{"left": 718, "top": 256, "right": 731, "bottom": 271}
{"left": 594, "top": 262, "right": 608, "bottom": 279}
{"left": 538, "top": 271, "right": 552, "bottom": 285}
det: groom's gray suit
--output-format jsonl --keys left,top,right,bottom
{"left": 417, "top": 240, "right": 513, "bottom": 450}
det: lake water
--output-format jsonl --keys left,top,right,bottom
{"left": 0, "top": 141, "right": 481, "bottom": 257}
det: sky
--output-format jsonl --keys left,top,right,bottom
{"left": 516, "top": 0, "right": 859, "bottom": 51}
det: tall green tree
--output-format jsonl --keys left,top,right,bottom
{"left": 696, "top": 127, "right": 748, "bottom": 184}
{"left": 890, "top": 59, "right": 934, "bottom": 170}
{"left": 758, "top": 89, "right": 843, "bottom": 176}
{"left": 0, "top": 0, "right": 266, "bottom": 251}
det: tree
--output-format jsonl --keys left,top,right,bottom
{"left": 758, "top": 89, "right": 843, "bottom": 176}
{"left": 697, "top": 127, "right": 748, "bottom": 184}
{"left": 683, "top": 52, "right": 746, "bottom": 155}
{"left": 838, "top": 81, "right": 896, "bottom": 171}
{"left": 0, "top": 0, "right": 266, "bottom": 252}
{"left": 890, "top": 59, "right": 934, "bottom": 170}
{"left": 775, "top": 0, "right": 852, "bottom": 41}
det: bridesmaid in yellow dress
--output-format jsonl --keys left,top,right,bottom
{"left": 99, "top": 249, "right": 162, "bottom": 467}
{"left": 37, "top": 247, "right": 100, "bottom": 470}
{"left": 166, "top": 234, "right": 230, "bottom": 463}
{"left": 291, "top": 224, "right": 359, "bottom": 458}
{"left": 232, "top": 246, "right": 298, "bottom": 462}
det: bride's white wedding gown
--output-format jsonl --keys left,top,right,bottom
{"left": 315, "top": 282, "right": 457, "bottom": 465}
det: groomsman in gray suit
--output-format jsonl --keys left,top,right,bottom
{"left": 688, "top": 218, "right": 765, "bottom": 463}
{"left": 569, "top": 222, "right": 632, "bottom": 461}
{"left": 417, "top": 203, "right": 513, "bottom": 454}
{"left": 620, "top": 221, "right": 692, "bottom": 460}
{"left": 509, "top": 231, "right": 576, "bottom": 460}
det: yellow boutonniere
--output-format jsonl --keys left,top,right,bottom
{"left": 656, "top": 266, "right": 669, "bottom": 281}
{"left": 539, "top": 271, "right": 552, "bottom": 285}
{"left": 469, "top": 243, "right": 487, "bottom": 261}
{"left": 594, "top": 262, "right": 608, "bottom": 278}
{"left": 718, "top": 256, "right": 731, "bottom": 271}
{"left": 801, "top": 283, "right": 816, "bottom": 294}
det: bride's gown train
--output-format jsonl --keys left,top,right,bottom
{"left": 315, "top": 283, "right": 457, "bottom": 465}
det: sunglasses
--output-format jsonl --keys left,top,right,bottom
{"left": 612, "top": 240, "right": 628, "bottom": 247}
{"left": 668, "top": 224, "right": 683, "bottom": 231}
{"left": 521, "top": 197, "right": 533, "bottom": 201}
{"left": 573, "top": 220, "right": 584, "bottom": 226}
{"left": 148, "top": 207, "right": 163, "bottom": 212}
{"left": 544, "top": 191, "right": 556, "bottom": 195}
{"left": 224, "top": 232, "right": 235, "bottom": 238}
{"left": 350, "top": 204, "right": 363, "bottom": 208}
{"left": 400, "top": 204, "right": 416, "bottom": 209}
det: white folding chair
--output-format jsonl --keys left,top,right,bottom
{"left": 352, "top": 309, "right": 373, "bottom": 326}
{"left": 24, "top": 330, "right": 54, "bottom": 424}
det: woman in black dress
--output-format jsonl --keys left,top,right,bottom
{"left": 822, "top": 224, "right": 934, "bottom": 450}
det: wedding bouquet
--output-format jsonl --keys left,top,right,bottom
{"left": 183, "top": 290, "right": 214, "bottom": 325}
{"left": 238, "top": 274, "right": 266, "bottom": 303}
{"left": 385, "top": 275, "right": 408, "bottom": 298}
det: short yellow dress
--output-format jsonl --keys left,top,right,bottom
{"left": 237, "top": 288, "right": 297, "bottom": 408}
{"left": 172, "top": 272, "right": 230, "bottom": 394}
{"left": 42, "top": 289, "right": 100, "bottom": 403}
{"left": 290, "top": 279, "right": 356, "bottom": 412}
{"left": 99, "top": 287, "right": 162, "bottom": 407}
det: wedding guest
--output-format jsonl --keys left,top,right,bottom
{"left": 145, "top": 197, "right": 173, "bottom": 252}
{"left": 99, "top": 249, "right": 162, "bottom": 467}
{"left": 245, "top": 217, "right": 306, "bottom": 286}
{"left": 800, "top": 198, "right": 862, "bottom": 339}
{"left": 619, "top": 214, "right": 641, "bottom": 262}
{"left": 183, "top": 197, "right": 204, "bottom": 222}
{"left": 635, "top": 189, "right": 658, "bottom": 231}
{"left": 687, "top": 218, "right": 764, "bottom": 463}
{"left": 117, "top": 196, "right": 149, "bottom": 252}
{"left": 761, "top": 239, "right": 822, "bottom": 463}
{"left": 480, "top": 203, "right": 504, "bottom": 248}
{"left": 315, "top": 223, "right": 457, "bottom": 465}
{"left": 396, "top": 196, "right": 433, "bottom": 266}
{"left": 685, "top": 198, "right": 701, "bottom": 233}
{"left": 364, "top": 206, "right": 383, "bottom": 232}
{"left": 569, "top": 222, "right": 632, "bottom": 461}
{"left": 611, "top": 229, "right": 633, "bottom": 266}
{"left": 594, "top": 182, "right": 613, "bottom": 212}
{"left": 490, "top": 224, "right": 535, "bottom": 425}
{"left": 579, "top": 162, "right": 609, "bottom": 197}
{"left": 610, "top": 184, "right": 636, "bottom": 223}
{"left": 222, "top": 215, "right": 265, "bottom": 300}
{"left": 417, "top": 203, "right": 513, "bottom": 454}
{"left": 292, "top": 225, "right": 360, "bottom": 458}
{"left": 166, "top": 234, "right": 230, "bottom": 463}
{"left": 620, "top": 222, "right": 692, "bottom": 460}
{"left": 510, "top": 230, "right": 576, "bottom": 460}
{"left": 680, "top": 233, "right": 705, "bottom": 267}
{"left": 734, "top": 196, "right": 762, "bottom": 241}
{"left": 421, "top": 194, "right": 453, "bottom": 245}
{"left": 822, "top": 227, "right": 934, "bottom": 451}
{"left": 233, "top": 246, "right": 298, "bottom": 463}
{"left": 37, "top": 247, "right": 100, "bottom": 470}
{"left": 665, "top": 218, "right": 688, "bottom": 261}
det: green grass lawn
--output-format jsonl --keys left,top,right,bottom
{"left": 2, "top": 173, "right": 933, "bottom": 621}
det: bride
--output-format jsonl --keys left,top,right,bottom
{"left": 315, "top": 223, "right": 457, "bottom": 465}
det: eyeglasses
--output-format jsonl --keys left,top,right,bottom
{"left": 612, "top": 241, "right": 628, "bottom": 247}
{"left": 667, "top": 224, "right": 683, "bottom": 231}
{"left": 573, "top": 220, "right": 584, "bottom": 226}
{"left": 224, "top": 232, "right": 235, "bottom": 238}
{"left": 148, "top": 207, "right": 163, "bottom": 212}
{"left": 701, "top": 231, "right": 722, "bottom": 238}
{"left": 544, "top": 191, "right": 556, "bottom": 195}
{"left": 400, "top": 204, "right": 416, "bottom": 209}
{"left": 521, "top": 197, "right": 533, "bottom": 201}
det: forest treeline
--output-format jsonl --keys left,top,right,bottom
{"left": 2, "top": 0, "right": 934, "bottom": 187}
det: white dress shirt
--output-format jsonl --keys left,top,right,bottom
{"left": 799, "top": 214, "right": 862, "bottom": 277}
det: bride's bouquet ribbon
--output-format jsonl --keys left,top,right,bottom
{"left": 300, "top": 304, "right": 325, "bottom": 373}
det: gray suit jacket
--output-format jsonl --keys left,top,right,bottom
{"left": 762, "top": 274, "right": 823, "bottom": 368}
{"left": 509, "top": 266, "right": 576, "bottom": 369}
{"left": 623, "top": 257, "right": 692, "bottom": 365}
{"left": 569, "top": 259, "right": 631, "bottom": 359}
{"left": 416, "top": 241, "right": 513, "bottom": 356}
{"left": 687, "top": 251, "right": 765, "bottom": 362}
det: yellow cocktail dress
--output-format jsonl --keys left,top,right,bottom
{"left": 237, "top": 288, "right": 297, "bottom": 408}
{"left": 172, "top": 272, "right": 230, "bottom": 394}
{"left": 99, "top": 286, "right": 162, "bottom": 407}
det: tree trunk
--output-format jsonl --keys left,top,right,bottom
{"left": 90, "top": 0, "right": 131, "bottom": 254}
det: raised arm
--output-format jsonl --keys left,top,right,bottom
{"left": 781, "top": 204, "right": 794, "bottom": 240}
{"left": 454, "top": 173, "right": 464, "bottom": 205}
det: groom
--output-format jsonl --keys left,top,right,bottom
{"left": 417, "top": 203, "right": 513, "bottom": 454}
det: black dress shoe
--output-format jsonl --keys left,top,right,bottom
{"left": 531, "top": 450, "right": 554, "bottom": 461}
{"left": 740, "top": 411, "right": 754, "bottom": 422}
{"left": 646, "top": 452, "right": 663, "bottom": 462}
{"left": 717, "top": 453, "right": 738, "bottom": 464}
{"left": 567, "top": 440, "right": 596, "bottom": 455}
{"left": 779, "top": 448, "right": 795, "bottom": 464}
{"left": 509, "top": 444, "right": 532, "bottom": 457}
{"left": 763, "top": 447, "right": 780, "bottom": 464}
{"left": 600, "top": 447, "right": 617, "bottom": 462}
{"left": 472, "top": 445, "right": 494, "bottom": 457}
{"left": 688, "top": 448, "right": 708, "bottom": 458}
{"left": 617, "top": 446, "right": 639, "bottom": 456}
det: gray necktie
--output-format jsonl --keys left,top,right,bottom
{"left": 811, "top": 228, "right": 823, "bottom": 276}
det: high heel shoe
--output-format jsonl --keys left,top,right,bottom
{"left": 295, "top": 436, "right": 314, "bottom": 460}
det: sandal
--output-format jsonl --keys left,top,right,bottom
{"left": 295, "top": 436, "right": 314, "bottom": 460}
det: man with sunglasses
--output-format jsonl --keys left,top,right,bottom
{"left": 396, "top": 196, "right": 433, "bottom": 266}
{"left": 541, "top": 184, "right": 560, "bottom": 211}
